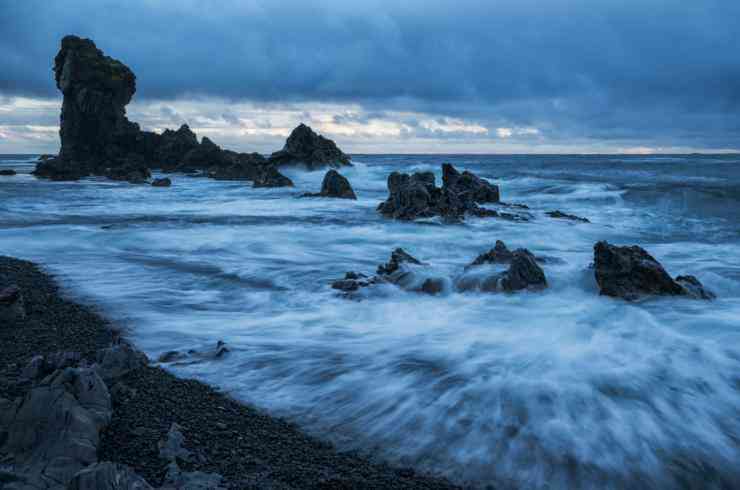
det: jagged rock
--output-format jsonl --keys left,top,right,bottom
{"left": 179, "top": 137, "right": 232, "bottom": 171}
{"left": 0, "top": 285, "right": 25, "bottom": 322}
{"left": 269, "top": 124, "right": 351, "bottom": 169}
{"left": 209, "top": 152, "right": 266, "bottom": 180}
{"left": 442, "top": 163, "right": 500, "bottom": 203}
{"left": 20, "top": 351, "right": 82, "bottom": 382}
{"left": 95, "top": 344, "right": 148, "bottom": 382}
{"left": 153, "top": 124, "right": 199, "bottom": 171}
{"left": 158, "top": 422, "right": 195, "bottom": 463}
{"left": 302, "top": 169, "right": 357, "bottom": 199}
{"left": 161, "top": 461, "right": 225, "bottom": 490}
{"left": 377, "top": 248, "right": 423, "bottom": 275}
{"left": 0, "top": 367, "right": 111, "bottom": 488}
{"left": 546, "top": 210, "right": 590, "bottom": 223}
{"left": 593, "top": 241, "right": 713, "bottom": 301}
{"left": 103, "top": 156, "right": 152, "bottom": 183}
{"left": 253, "top": 165, "right": 294, "bottom": 188}
{"left": 331, "top": 272, "right": 374, "bottom": 292}
{"left": 151, "top": 177, "right": 171, "bottom": 187}
{"left": 468, "top": 240, "right": 515, "bottom": 267}
{"left": 67, "top": 462, "right": 153, "bottom": 490}
{"left": 0, "top": 169, "right": 17, "bottom": 176}
{"left": 457, "top": 247, "right": 547, "bottom": 293}
{"left": 378, "top": 164, "right": 520, "bottom": 222}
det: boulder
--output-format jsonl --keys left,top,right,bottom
{"left": 0, "top": 367, "right": 111, "bottom": 488}
{"left": 20, "top": 351, "right": 82, "bottom": 382}
{"left": 593, "top": 241, "right": 713, "bottom": 300}
{"left": 457, "top": 245, "right": 547, "bottom": 293}
{"left": 269, "top": 123, "right": 351, "bottom": 169}
{"left": 67, "top": 462, "right": 153, "bottom": 490}
{"left": 378, "top": 164, "right": 522, "bottom": 222}
{"left": 158, "top": 422, "right": 194, "bottom": 463}
{"left": 0, "top": 285, "right": 25, "bottom": 322}
{"left": 151, "top": 177, "right": 172, "bottom": 187}
{"left": 253, "top": 165, "right": 294, "bottom": 188}
{"left": 377, "top": 248, "right": 423, "bottom": 275}
{"left": 546, "top": 210, "right": 590, "bottom": 223}
{"left": 303, "top": 170, "right": 357, "bottom": 199}
{"left": 94, "top": 343, "right": 148, "bottom": 382}
{"left": 161, "top": 461, "right": 225, "bottom": 490}
{"left": 0, "top": 169, "right": 17, "bottom": 176}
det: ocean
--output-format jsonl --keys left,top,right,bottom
{"left": 1, "top": 153, "right": 739, "bottom": 488}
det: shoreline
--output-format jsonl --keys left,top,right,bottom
{"left": 0, "top": 256, "right": 460, "bottom": 489}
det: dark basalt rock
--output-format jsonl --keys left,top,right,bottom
{"left": 179, "top": 136, "right": 232, "bottom": 172}
{"left": 0, "top": 169, "right": 17, "bottom": 176}
{"left": 209, "top": 152, "right": 266, "bottom": 181}
{"left": 593, "top": 241, "right": 713, "bottom": 300}
{"left": 377, "top": 248, "right": 423, "bottom": 275}
{"left": 154, "top": 124, "right": 199, "bottom": 171}
{"left": 253, "top": 165, "right": 294, "bottom": 188}
{"left": 547, "top": 210, "right": 590, "bottom": 223}
{"left": 458, "top": 247, "right": 547, "bottom": 293}
{"left": 269, "top": 123, "right": 351, "bottom": 169}
{"left": 442, "top": 163, "right": 500, "bottom": 203}
{"left": 303, "top": 169, "right": 357, "bottom": 199}
{"left": 151, "top": 177, "right": 171, "bottom": 187}
{"left": 378, "top": 164, "right": 518, "bottom": 222}
{"left": 102, "top": 155, "right": 152, "bottom": 183}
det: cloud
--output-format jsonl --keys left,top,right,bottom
{"left": 0, "top": 0, "right": 739, "bottom": 152}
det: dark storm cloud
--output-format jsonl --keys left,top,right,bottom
{"left": 1, "top": 0, "right": 739, "bottom": 149}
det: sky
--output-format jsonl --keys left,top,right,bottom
{"left": 1, "top": 0, "right": 739, "bottom": 154}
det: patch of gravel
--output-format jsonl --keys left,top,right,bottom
{"left": 0, "top": 256, "right": 461, "bottom": 489}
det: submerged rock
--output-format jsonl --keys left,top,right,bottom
{"left": 151, "top": 177, "right": 172, "bottom": 187}
{"left": 468, "top": 240, "right": 515, "bottom": 267}
{"left": 546, "top": 210, "right": 590, "bottom": 223}
{"left": 377, "top": 164, "right": 519, "bottom": 222}
{"left": 593, "top": 241, "right": 714, "bottom": 300}
{"left": 303, "top": 169, "right": 357, "bottom": 199}
{"left": 269, "top": 123, "right": 351, "bottom": 169}
{"left": 0, "top": 169, "right": 17, "bottom": 176}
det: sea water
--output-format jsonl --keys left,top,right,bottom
{"left": 1, "top": 154, "right": 738, "bottom": 488}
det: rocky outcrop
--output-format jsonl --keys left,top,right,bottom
{"left": 269, "top": 124, "right": 351, "bottom": 169}
{"left": 593, "top": 241, "right": 714, "bottom": 300}
{"left": 442, "top": 163, "right": 500, "bottom": 203}
{"left": 157, "top": 423, "right": 226, "bottom": 489}
{"left": 253, "top": 165, "right": 294, "bottom": 188}
{"left": 457, "top": 244, "right": 547, "bottom": 293}
{"left": 67, "top": 462, "right": 153, "bottom": 490}
{"left": 302, "top": 170, "right": 357, "bottom": 199}
{"left": 546, "top": 210, "right": 590, "bottom": 223}
{"left": 377, "top": 164, "right": 521, "bottom": 222}
{"left": 209, "top": 153, "right": 266, "bottom": 180}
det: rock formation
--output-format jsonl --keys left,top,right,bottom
{"left": 32, "top": 35, "right": 291, "bottom": 187}
{"left": 302, "top": 170, "right": 357, "bottom": 199}
{"left": 377, "top": 164, "right": 522, "bottom": 222}
{"left": 253, "top": 165, "right": 294, "bottom": 188}
{"left": 151, "top": 177, "right": 171, "bottom": 187}
{"left": 593, "top": 241, "right": 714, "bottom": 300}
{"left": 457, "top": 242, "right": 547, "bottom": 293}
{"left": 269, "top": 123, "right": 351, "bottom": 169}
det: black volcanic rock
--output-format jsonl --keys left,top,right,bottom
{"left": 442, "top": 163, "right": 500, "bottom": 203}
{"left": 468, "top": 240, "right": 515, "bottom": 267}
{"left": 593, "top": 241, "right": 713, "bottom": 300}
{"left": 303, "top": 170, "right": 357, "bottom": 199}
{"left": 0, "top": 169, "right": 17, "bottom": 176}
{"left": 457, "top": 247, "right": 547, "bottom": 293}
{"left": 253, "top": 165, "right": 294, "bottom": 188}
{"left": 154, "top": 124, "right": 199, "bottom": 171}
{"left": 378, "top": 164, "right": 521, "bottom": 222}
{"left": 179, "top": 136, "right": 232, "bottom": 171}
{"left": 269, "top": 123, "right": 351, "bottom": 169}
{"left": 209, "top": 152, "right": 267, "bottom": 180}
{"left": 547, "top": 210, "right": 590, "bottom": 223}
{"left": 151, "top": 177, "right": 171, "bottom": 187}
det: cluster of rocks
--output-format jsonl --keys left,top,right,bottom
{"left": 32, "top": 36, "right": 350, "bottom": 187}
{"left": 331, "top": 240, "right": 715, "bottom": 302}
{"left": 377, "top": 163, "right": 525, "bottom": 222}
{"left": 593, "top": 241, "right": 714, "bottom": 301}
{"left": 301, "top": 169, "right": 357, "bottom": 199}
{"left": 546, "top": 210, "right": 590, "bottom": 223}
{"left": 332, "top": 242, "right": 548, "bottom": 297}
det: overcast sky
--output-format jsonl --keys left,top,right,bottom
{"left": 1, "top": 0, "right": 739, "bottom": 154}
